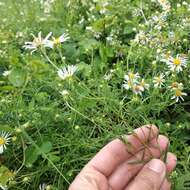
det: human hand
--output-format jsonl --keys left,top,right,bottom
{"left": 69, "top": 125, "right": 177, "bottom": 190}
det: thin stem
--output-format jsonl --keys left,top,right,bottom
{"left": 41, "top": 49, "right": 59, "bottom": 70}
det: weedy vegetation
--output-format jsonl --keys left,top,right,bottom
{"left": 0, "top": 0, "right": 190, "bottom": 189}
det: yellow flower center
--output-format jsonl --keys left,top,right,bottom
{"left": 128, "top": 73, "right": 134, "bottom": 79}
{"left": 0, "top": 137, "right": 6, "bottom": 145}
{"left": 54, "top": 38, "right": 60, "bottom": 45}
{"left": 175, "top": 89, "right": 182, "bottom": 97}
{"left": 33, "top": 38, "right": 41, "bottom": 46}
{"left": 134, "top": 85, "right": 141, "bottom": 91}
{"left": 156, "top": 77, "right": 161, "bottom": 83}
{"left": 140, "top": 81, "right": 145, "bottom": 87}
{"left": 171, "top": 82, "right": 178, "bottom": 88}
{"left": 173, "top": 58, "right": 181, "bottom": 66}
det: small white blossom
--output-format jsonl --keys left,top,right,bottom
{"left": 153, "top": 74, "right": 165, "bottom": 88}
{"left": 171, "top": 88, "right": 187, "bottom": 102}
{"left": 162, "top": 54, "right": 188, "bottom": 72}
{"left": 124, "top": 72, "right": 140, "bottom": 82}
{"left": 132, "top": 84, "right": 144, "bottom": 95}
{"left": 139, "top": 79, "right": 150, "bottom": 90}
{"left": 57, "top": 65, "right": 77, "bottom": 80}
{"left": 0, "top": 132, "right": 11, "bottom": 154}
{"left": 123, "top": 72, "right": 140, "bottom": 90}
{"left": 48, "top": 33, "right": 70, "bottom": 48}
{"left": 169, "top": 82, "right": 184, "bottom": 90}
{"left": 103, "top": 73, "right": 112, "bottom": 81}
{"left": 39, "top": 183, "right": 46, "bottom": 190}
{"left": 2, "top": 70, "right": 11, "bottom": 77}
{"left": 60, "top": 90, "right": 69, "bottom": 96}
{"left": 23, "top": 31, "right": 52, "bottom": 54}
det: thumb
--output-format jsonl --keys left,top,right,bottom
{"left": 126, "top": 159, "right": 166, "bottom": 190}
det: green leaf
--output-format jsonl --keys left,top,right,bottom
{"left": 0, "top": 125, "right": 14, "bottom": 132}
{"left": 38, "top": 141, "right": 53, "bottom": 154}
{"left": 48, "top": 154, "right": 61, "bottom": 163}
{"left": 25, "top": 145, "right": 39, "bottom": 167}
{"left": 124, "top": 21, "right": 135, "bottom": 34}
{"left": 77, "top": 62, "right": 92, "bottom": 77}
{"left": 8, "top": 68, "right": 26, "bottom": 87}
{"left": 24, "top": 141, "right": 53, "bottom": 167}
{"left": 79, "top": 39, "right": 99, "bottom": 51}
{"left": 0, "top": 86, "right": 15, "bottom": 91}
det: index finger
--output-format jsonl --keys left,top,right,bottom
{"left": 87, "top": 124, "right": 159, "bottom": 176}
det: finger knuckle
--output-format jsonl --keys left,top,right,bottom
{"left": 137, "top": 175, "right": 158, "bottom": 190}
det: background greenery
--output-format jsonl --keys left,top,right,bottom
{"left": 0, "top": 0, "right": 190, "bottom": 189}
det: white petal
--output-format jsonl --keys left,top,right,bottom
{"left": 0, "top": 146, "right": 4, "bottom": 154}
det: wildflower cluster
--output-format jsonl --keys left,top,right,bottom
{"left": 1, "top": 0, "right": 190, "bottom": 189}
{"left": 23, "top": 31, "right": 69, "bottom": 54}
{"left": 123, "top": 72, "right": 149, "bottom": 96}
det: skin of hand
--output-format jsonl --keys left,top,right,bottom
{"left": 69, "top": 125, "right": 177, "bottom": 190}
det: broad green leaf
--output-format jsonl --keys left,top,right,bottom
{"left": 8, "top": 68, "right": 26, "bottom": 87}
{"left": 25, "top": 146, "right": 39, "bottom": 167}
{"left": 38, "top": 141, "right": 53, "bottom": 154}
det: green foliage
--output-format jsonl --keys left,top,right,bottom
{"left": 0, "top": 0, "right": 190, "bottom": 189}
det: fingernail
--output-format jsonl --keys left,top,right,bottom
{"left": 148, "top": 159, "right": 165, "bottom": 174}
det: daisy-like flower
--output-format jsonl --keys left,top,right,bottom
{"left": 123, "top": 72, "right": 140, "bottom": 90}
{"left": 48, "top": 33, "right": 70, "bottom": 48}
{"left": 153, "top": 74, "right": 165, "bottom": 88}
{"left": 124, "top": 72, "right": 140, "bottom": 83}
{"left": 57, "top": 65, "right": 77, "bottom": 80}
{"left": 157, "top": 0, "right": 171, "bottom": 11}
{"left": 23, "top": 31, "right": 52, "bottom": 54}
{"left": 132, "top": 84, "right": 144, "bottom": 95}
{"left": 169, "top": 82, "right": 183, "bottom": 90}
{"left": 0, "top": 132, "right": 11, "bottom": 154}
{"left": 103, "top": 73, "right": 112, "bottom": 81}
{"left": 165, "top": 54, "right": 188, "bottom": 72}
{"left": 139, "top": 79, "right": 149, "bottom": 90}
{"left": 171, "top": 88, "right": 187, "bottom": 102}
{"left": 2, "top": 70, "right": 11, "bottom": 77}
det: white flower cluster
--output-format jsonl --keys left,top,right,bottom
{"left": 123, "top": 72, "right": 149, "bottom": 96}
{"left": 170, "top": 82, "right": 187, "bottom": 102}
{"left": 23, "top": 31, "right": 69, "bottom": 54}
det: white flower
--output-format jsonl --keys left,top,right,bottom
{"left": 23, "top": 31, "right": 52, "bottom": 54}
{"left": 153, "top": 74, "right": 165, "bottom": 88}
{"left": 57, "top": 65, "right": 77, "bottom": 80}
{"left": 132, "top": 84, "right": 144, "bottom": 95}
{"left": 2, "top": 70, "right": 11, "bottom": 77}
{"left": 163, "top": 54, "right": 188, "bottom": 72}
{"left": 123, "top": 72, "right": 140, "bottom": 90}
{"left": 139, "top": 79, "right": 150, "bottom": 90}
{"left": 157, "top": 0, "right": 171, "bottom": 11}
{"left": 103, "top": 73, "right": 112, "bottom": 81}
{"left": 39, "top": 183, "right": 46, "bottom": 190}
{"left": 0, "top": 132, "right": 11, "bottom": 154}
{"left": 169, "top": 82, "right": 184, "bottom": 90}
{"left": 124, "top": 72, "right": 140, "bottom": 82}
{"left": 48, "top": 33, "right": 70, "bottom": 48}
{"left": 60, "top": 90, "right": 69, "bottom": 96}
{"left": 171, "top": 88, "right": 187, "bottom": 102}
{"left": 0, "top": 185, "right": 7, "bottom": 190}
